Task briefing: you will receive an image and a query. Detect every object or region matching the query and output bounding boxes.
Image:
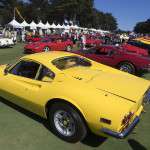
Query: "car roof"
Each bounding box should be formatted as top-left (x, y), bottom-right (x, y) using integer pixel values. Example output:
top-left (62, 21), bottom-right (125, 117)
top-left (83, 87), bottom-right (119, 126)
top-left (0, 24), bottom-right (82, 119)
top-left (22, 51), bottom-right (78, 64)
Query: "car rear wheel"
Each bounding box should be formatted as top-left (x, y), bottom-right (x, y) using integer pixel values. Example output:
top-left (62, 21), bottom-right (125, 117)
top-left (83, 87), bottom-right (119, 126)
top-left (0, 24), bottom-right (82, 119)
top-left (118, 62), bottom-right (136, 74)
top-left (44, 46), bottom-right (50, 52)
top-left (48, 102), bottom-right (87, 143)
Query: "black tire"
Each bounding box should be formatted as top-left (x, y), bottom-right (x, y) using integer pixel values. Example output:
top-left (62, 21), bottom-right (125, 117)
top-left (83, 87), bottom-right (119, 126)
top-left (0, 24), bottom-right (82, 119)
top-left (118, 62), bottom-right (136, 74)
top-left (43, 46), bottom-right (50, 52)
top-left (48, 102), bottom-right (87, 143)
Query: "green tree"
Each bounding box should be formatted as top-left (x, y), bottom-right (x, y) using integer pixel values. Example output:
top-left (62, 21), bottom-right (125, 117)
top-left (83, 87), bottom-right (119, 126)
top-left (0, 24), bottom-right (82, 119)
top-left (134, 19), bottom-right (150, 34)
top-left (0, 0), bottom-right (118, 31)
top-left (0, 0), bottom-right (25, 24)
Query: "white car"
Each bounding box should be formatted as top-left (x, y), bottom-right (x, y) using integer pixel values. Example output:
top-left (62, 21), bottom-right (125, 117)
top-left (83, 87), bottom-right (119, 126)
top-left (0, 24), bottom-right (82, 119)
top-left (0, 38), bottom-right (14, 48)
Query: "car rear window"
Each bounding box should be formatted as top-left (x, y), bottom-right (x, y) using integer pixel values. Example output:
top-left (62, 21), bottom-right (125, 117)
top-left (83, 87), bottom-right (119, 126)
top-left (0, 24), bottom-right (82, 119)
top-left (52, 56), bottom-right (92, 70)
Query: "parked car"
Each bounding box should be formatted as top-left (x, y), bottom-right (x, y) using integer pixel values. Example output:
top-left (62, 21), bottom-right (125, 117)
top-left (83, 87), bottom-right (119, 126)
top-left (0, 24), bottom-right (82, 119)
top-left (135, 37), bottom-right (150, 45)
top-left (0, 31), bottom-right (3, 37)
top-left (25, 35), bottom-right (42, 42)
top-left (0, 51), bottom-right (150, 142)
top-left (123, 40), bottom-right (150, 55)
top-left (24, 37), bottom-right (73, 53)
top-left (73, 45), bottom-right (150, 74)
top-left (0, 38), bottom-right (14, 48)
top-left (85, 38), bottom-right (103, 48)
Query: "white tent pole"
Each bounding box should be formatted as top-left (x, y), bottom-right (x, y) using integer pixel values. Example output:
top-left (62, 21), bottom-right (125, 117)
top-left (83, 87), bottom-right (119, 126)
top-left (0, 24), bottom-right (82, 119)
top-left (14, 8), bottom-right (16, 19)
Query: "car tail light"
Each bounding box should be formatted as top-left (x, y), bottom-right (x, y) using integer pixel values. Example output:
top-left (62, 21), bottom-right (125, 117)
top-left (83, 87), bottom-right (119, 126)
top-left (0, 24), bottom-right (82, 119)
top-left (122, 112), bottom-right (134, 125)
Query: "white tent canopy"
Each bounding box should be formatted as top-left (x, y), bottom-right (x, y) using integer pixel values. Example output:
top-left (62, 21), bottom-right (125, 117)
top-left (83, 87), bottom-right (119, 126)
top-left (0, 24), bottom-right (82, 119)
top-left (56, 24), bottom-right (63, 29)
top-left (45, 21), bottom-right (51, 29)
top-left (69, 24), bottom-right (79, 29)
top-left (73, 25), bottom-right (79, 29)
top-left (21, 20), bottom-right (29, 27)
top-left (62, 24), bottom-right (66, 29)
top-left (7, 19), bottom-right (110, 34)
top-left (64, 25), bottom-right (71, 30)
top-left (8, 19), bottom-right (22, 28)
top-left (97, 29), bottom-right (110, 33)
top-left (37, 20), bottom-right (45, 29)
top-left (50, 23), bottom-right (57, 28)
top-left (29, 21), bottom-right (37, 30)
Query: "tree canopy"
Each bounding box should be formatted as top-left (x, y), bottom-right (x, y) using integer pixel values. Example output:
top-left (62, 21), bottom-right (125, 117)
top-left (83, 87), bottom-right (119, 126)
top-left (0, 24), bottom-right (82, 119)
top-left (134, 19), bottom-right (150, 34)
top-left (0, 0), bottom-right (118, 31)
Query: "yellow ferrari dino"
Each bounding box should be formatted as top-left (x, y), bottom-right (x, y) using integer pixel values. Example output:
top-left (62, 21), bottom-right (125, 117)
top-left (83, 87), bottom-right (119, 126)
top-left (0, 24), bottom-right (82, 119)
top-left (135, 37), bottom-right (150, 45)
top-left (0, 51), bottom-right (150, 143)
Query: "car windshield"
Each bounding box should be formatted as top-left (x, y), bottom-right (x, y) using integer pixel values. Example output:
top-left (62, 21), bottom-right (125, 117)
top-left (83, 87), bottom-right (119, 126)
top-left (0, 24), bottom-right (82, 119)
top-left (52, 56), bottom-right (92, 70)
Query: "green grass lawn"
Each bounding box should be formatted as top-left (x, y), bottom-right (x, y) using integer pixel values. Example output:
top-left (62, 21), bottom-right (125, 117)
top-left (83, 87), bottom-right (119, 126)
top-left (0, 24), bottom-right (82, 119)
top-left (0, 44), bottom-right (150, 150)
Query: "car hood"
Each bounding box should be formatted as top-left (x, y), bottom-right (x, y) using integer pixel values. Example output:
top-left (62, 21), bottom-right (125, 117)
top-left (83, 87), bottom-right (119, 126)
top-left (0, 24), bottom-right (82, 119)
top-left (64, 67), bottom-right (149, 102)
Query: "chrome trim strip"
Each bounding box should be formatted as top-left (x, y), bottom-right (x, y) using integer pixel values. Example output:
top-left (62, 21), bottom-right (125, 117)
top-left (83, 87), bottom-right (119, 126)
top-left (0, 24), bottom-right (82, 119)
top-left (101, 116), bottom-right (139, 138)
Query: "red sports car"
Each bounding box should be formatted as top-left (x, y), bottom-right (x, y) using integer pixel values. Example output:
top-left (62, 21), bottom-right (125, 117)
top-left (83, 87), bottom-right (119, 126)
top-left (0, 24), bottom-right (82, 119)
top-left (25, 35), bottom-right (42, 42)
top-left (121, 40), bottom-right (150, 56)
top-left (73, 45), bottom-right (150, 75)
top-left (85, 38), bottom-right (103, 48)
top-left (24, 38), bottom-right (73, 53)
top-left (86, 39), bottom-right (103, 47)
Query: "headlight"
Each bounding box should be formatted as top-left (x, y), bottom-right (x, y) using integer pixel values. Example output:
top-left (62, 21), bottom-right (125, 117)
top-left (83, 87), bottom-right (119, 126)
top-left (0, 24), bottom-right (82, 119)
top-left (143, 88), bottom-right (150, 104)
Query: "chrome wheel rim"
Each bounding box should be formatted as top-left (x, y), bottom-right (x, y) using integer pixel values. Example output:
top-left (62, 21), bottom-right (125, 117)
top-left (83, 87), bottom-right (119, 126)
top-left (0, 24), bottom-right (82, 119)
top-left (54, 110), bottom-right (76, 137)
top-left (44, 47), bottom-right (50, 52)
top-left (120, 65), bottom-right (132, 73)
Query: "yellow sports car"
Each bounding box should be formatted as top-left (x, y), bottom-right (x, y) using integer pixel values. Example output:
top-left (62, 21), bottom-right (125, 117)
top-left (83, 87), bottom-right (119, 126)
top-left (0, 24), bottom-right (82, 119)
top-left (135, 37), bottom-right (150, 45)
top-left (0, 51), bottom-right (150, 143)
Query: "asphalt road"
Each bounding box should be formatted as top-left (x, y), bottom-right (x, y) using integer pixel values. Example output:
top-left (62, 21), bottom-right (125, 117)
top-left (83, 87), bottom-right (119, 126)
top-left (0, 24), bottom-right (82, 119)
top-left (0, 43), bottom-right (150, 150)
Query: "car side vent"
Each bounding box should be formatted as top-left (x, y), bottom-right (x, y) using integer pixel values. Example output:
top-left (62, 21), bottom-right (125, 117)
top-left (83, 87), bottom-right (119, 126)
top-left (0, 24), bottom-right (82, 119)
top-left (100, 118), bottom-right (111, 125)
top-left (73, 76), bottom-right (83, 80)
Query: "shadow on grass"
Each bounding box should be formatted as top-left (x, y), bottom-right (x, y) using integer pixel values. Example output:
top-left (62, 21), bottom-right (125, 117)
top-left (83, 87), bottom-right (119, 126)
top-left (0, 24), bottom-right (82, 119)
top-left (81, 132), bottom-right (107, 147)
top-left (0, 97), bottom-right (107, 147)
top-left (128, 139), bottom-right (147, 150)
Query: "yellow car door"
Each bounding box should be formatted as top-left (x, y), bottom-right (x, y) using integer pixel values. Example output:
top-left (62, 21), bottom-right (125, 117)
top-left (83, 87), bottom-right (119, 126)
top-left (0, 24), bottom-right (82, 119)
top-left (0, 60), bottom-right (55, 117)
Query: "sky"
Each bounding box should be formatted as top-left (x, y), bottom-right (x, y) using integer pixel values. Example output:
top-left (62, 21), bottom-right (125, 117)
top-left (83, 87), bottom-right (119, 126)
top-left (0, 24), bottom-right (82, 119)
top-left (94, 0), bottom-right (150, 31)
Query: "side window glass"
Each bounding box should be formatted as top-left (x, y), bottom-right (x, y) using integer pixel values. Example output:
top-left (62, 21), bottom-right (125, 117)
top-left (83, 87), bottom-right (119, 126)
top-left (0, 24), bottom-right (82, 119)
top-left (107, 50), bottom-right (115, 56)
top-left (38, 66), bottom-right (55, 81)
top-left (9, 60), bottom-right (40, 79)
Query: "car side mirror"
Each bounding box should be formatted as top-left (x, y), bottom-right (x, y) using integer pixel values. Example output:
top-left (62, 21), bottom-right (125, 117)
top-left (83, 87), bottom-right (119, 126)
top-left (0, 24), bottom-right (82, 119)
top-left (4, 64), bottom-right (12, 75)
top-left (4, 68), bottom-right (8, 75)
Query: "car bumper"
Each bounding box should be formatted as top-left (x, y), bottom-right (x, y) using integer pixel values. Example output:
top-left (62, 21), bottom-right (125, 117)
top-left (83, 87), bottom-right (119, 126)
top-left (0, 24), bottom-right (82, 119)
top-left (101, 116), bottom-right (139, 139)
top-left (0, 44), bottom-right (7, 47)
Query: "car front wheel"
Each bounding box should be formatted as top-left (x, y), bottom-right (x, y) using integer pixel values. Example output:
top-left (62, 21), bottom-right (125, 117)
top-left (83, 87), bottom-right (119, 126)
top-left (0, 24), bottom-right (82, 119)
top-left (48, 102), bottom-right (87, 143)
top-left (118, 62), bottom-right (136, 74)
top-left (66, 45), bottom-right (72, 51)
top-left (44, 46), bottom-right (50, 52)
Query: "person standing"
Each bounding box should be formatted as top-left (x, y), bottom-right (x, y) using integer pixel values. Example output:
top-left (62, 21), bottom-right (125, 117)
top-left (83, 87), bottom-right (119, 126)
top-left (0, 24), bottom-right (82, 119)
top-left (81, 34), bottom-right (86, 50)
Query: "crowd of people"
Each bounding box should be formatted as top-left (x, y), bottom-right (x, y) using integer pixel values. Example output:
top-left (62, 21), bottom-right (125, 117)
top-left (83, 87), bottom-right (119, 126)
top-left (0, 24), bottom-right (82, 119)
top-left (0, 25), bottom-right (148, 49)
